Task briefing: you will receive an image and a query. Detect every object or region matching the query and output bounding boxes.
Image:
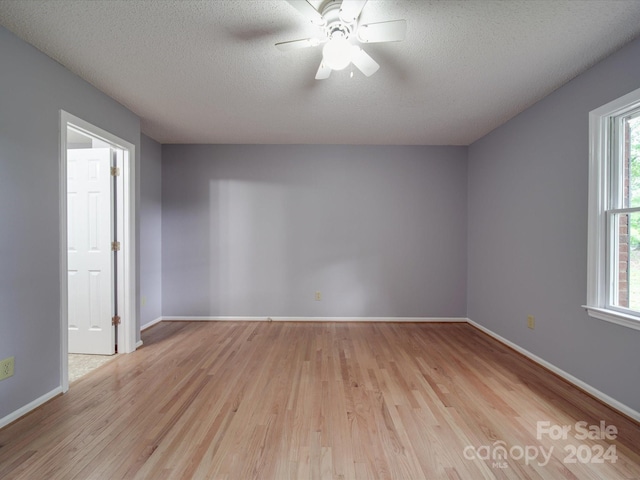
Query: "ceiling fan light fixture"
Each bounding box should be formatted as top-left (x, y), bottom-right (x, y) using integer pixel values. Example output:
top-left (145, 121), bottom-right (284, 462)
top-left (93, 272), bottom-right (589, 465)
top-left (278, 0), bottom-right (408, 80)
top-left (322, 35), bottom-right (352, 71)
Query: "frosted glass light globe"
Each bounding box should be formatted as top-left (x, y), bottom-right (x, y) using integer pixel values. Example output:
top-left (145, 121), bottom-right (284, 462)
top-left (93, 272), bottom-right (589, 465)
top-left (322, 37), bottom-right (352, 70)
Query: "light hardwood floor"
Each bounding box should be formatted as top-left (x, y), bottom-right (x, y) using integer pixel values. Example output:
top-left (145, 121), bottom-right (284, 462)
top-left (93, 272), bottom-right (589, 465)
top-left (0, 321), bottom-right (639, 479)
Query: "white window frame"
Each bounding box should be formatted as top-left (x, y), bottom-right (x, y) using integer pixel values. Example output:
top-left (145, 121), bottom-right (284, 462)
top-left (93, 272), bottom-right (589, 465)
top-left (585, 86), bottom-right (640, 331)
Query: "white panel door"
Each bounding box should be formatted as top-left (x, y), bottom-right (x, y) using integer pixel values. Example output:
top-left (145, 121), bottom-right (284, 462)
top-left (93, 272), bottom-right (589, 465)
top-left (67, 148), bottom-right (115, 355)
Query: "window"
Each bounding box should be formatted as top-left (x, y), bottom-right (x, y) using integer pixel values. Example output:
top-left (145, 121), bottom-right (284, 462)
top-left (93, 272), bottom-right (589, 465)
top-left (586, 87), bottom-right (640, 330)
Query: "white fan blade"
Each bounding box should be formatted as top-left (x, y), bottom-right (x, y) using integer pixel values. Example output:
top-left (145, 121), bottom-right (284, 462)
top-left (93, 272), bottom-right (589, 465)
top-left (351, 46), bottom-right (379, 77)
top-left (316, 61), bottom-right (332, 80)
top-left (286, 0), bottom-right (325, 26)
top-left (276, 38), bottom-right (320, 51)
top-left (357, 19), bottom-right (407, 43)
top-left (339, 0), bottom-right (367, 23)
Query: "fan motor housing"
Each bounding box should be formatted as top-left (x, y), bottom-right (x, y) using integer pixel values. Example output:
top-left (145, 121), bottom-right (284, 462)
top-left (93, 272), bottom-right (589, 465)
top-left (320, 0), bottom-right (356, 40)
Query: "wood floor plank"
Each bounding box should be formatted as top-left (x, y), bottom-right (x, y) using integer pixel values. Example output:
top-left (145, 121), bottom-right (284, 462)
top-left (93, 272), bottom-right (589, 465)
top-left (0, 321), bottom-right (639, 479)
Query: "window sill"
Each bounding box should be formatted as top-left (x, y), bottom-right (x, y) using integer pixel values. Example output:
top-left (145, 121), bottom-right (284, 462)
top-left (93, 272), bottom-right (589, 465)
top-left (583, 306), bottom-right (640, 331)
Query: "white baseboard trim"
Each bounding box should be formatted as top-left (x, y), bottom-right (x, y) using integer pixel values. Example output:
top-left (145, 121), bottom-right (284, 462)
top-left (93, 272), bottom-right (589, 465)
top-left (272, 316), bottom-right (465, 323)
top-left (466, 317), bottom-right (640, 423)
top-left (0, 386), bottom-right (63, 430)
top-left (141, 316), bottom-right (163, 331)
top-left (135, 340), bottom-right (143, 349)
top-left (159, 316), bottom-right (467, 323)
top-left (161, 316), bottom-right (266, 322)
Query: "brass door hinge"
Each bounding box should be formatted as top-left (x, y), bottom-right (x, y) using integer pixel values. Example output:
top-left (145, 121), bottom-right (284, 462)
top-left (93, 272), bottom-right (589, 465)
top-left (112, 315), bottom-right (121, 326)
top-left (111, 241), bottom-right (120, 252)
top-left (111, 166), bottom-right (120, 176)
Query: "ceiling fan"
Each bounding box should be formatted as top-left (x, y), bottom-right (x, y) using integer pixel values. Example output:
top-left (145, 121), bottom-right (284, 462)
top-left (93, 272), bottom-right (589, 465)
top-left (276, 0), bottom-right (407, 79)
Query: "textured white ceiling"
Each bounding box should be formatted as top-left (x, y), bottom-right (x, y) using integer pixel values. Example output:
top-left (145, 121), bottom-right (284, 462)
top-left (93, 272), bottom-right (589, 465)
top-left (1, 0), bottom-right (640, 145)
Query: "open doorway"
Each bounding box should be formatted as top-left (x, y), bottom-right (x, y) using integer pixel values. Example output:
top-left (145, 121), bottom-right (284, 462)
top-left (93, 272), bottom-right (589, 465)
top-left (59, 111), bottom-right (137, 391)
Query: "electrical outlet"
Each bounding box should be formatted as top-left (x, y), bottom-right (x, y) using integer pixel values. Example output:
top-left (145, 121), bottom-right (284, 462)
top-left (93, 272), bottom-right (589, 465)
top-left (0, 357), bottom-right (15, 381)
top-left (315, 291), bottom-right (322, 301)
top-left (527, 315), bottom-right (535, 330)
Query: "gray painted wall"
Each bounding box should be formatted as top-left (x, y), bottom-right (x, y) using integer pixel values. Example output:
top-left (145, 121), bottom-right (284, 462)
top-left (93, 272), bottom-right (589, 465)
top-left (0, 26), bottom-right (140, 420)
top-left (162, 145), bottom-right (468, 318)
top-left (140, 134), bottom-right (162, 328)
top-left (468, 36), bottom-right (640, 412)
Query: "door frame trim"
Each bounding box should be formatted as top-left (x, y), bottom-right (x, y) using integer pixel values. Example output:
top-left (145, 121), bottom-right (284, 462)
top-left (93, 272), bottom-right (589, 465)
top-left (59, 110), bottom-right (137, 392)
